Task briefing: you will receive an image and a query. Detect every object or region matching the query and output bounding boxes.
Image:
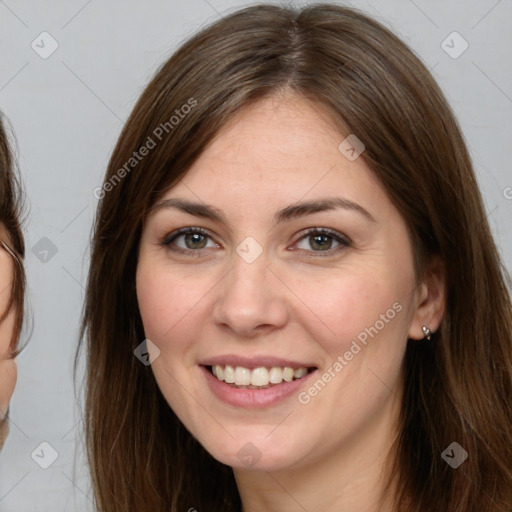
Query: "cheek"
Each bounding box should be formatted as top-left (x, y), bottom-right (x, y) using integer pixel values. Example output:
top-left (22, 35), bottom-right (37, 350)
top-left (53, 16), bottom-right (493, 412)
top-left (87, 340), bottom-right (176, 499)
top-left (135, 259), bottom-right (218, 368)
top-left (0, 359), bottom-right (17, 417)
top-left (292, 266), bottom-right (408, 353)
top-left (291, 266), bottom-right (412, 421)
top-left (137, 262), bottom-right (199, 341)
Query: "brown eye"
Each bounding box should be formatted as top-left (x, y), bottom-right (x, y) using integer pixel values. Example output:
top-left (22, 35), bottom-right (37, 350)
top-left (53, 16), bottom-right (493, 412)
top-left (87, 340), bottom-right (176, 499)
top-left (308, 234), bottom-right (333, 251)
top-left (183, 232), bottom-right (208, 249)
top-left (294, 228), bottom-right (350, 254)
top-left (162, 228), bottom-right (219, 252)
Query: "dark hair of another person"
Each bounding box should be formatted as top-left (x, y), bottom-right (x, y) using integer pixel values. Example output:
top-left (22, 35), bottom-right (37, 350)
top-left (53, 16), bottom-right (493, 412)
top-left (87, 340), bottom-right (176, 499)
top-left (0, 114), bottom-right (25, 354)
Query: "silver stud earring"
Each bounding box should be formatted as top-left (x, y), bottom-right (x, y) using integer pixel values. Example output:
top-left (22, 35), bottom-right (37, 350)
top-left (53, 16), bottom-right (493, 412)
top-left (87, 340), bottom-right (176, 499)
top-left (422, 325), bottom-right (432, 341)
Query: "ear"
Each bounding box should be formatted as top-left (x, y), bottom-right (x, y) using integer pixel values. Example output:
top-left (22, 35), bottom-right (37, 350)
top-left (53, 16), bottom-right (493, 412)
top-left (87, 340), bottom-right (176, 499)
top-left (408, 255), bottom-right (446, 340)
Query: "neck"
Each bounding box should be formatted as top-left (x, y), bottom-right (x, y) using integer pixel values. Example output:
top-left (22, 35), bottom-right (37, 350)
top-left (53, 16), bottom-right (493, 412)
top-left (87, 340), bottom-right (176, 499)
top-left (233, 390), bottom-right (402, 512)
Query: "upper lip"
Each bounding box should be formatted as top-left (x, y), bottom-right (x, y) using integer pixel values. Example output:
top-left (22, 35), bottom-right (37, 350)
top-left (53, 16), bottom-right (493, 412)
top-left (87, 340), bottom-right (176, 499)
top-left (200, 355), bottom-right (317, 370)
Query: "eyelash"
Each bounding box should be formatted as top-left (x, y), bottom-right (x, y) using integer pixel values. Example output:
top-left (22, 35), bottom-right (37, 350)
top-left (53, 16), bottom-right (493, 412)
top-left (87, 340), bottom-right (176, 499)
top-left (161, 227), bottom-right (351, 257)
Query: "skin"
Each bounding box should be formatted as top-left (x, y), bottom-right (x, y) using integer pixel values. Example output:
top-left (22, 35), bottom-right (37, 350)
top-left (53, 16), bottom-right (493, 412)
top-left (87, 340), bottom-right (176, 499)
top-left (0, 224), bottom-right (17, 450)
top-left (136, 91), bottom-right (445, 512)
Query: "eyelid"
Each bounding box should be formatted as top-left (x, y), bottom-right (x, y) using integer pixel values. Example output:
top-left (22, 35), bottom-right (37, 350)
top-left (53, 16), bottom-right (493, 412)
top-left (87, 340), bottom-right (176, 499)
top-left (162, 226), bottom-right (212, 245)
top-left (295, 227), bottom-right (351, 244)
top-left (162, 227), bottom-right (221, 252)
top-left (291, 227), bottom-right (352, 256)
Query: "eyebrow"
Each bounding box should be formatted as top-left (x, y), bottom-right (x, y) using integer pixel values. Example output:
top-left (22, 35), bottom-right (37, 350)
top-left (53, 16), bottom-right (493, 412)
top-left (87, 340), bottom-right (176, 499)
top-left (151, 197), bottom-right (376, 224)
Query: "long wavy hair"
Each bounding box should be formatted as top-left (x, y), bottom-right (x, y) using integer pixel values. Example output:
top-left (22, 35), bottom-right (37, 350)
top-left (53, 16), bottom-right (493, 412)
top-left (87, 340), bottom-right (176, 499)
top-left (0, 113), bottom-right (26, 442)
top-left (0, 113), bottom-right (26, 355)
top-left (77, 4), bottom-right (512, 511)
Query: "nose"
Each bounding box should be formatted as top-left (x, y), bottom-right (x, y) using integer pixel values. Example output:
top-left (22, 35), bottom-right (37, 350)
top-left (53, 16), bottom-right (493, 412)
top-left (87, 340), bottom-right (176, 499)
top-left (212, 251), bottom-right (289, 338)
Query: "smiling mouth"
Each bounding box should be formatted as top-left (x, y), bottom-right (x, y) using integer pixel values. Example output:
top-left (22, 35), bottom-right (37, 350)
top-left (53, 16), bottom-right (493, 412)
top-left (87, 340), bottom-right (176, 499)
top-left (207, 364), bottom-right (316, 389)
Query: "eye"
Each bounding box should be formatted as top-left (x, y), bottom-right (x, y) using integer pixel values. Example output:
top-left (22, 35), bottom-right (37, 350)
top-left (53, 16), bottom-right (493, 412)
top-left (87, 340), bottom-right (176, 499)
top-left (293, 228), bottom-right (351, 254)
top-left (161, 227), bottom-right (350, 256)
top-left (162, 227), bottom-right (219, 252)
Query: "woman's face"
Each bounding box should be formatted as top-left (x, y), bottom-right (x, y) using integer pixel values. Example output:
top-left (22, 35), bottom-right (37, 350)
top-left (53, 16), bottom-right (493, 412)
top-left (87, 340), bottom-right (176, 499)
top-left (0, 227), bottom-right (17, 449)
top-left (136, 93), bottom-right (431, 472)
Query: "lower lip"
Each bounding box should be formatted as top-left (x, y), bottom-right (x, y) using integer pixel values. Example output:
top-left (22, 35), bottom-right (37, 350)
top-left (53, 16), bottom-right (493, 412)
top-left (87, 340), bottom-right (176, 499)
top-left (201, 366), bottom-right (316, 409)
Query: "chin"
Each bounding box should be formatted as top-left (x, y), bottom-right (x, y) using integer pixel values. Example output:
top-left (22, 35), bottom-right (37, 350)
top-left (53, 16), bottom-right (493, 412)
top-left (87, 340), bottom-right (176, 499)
top-left (198, 430), bottom-right (307, 472)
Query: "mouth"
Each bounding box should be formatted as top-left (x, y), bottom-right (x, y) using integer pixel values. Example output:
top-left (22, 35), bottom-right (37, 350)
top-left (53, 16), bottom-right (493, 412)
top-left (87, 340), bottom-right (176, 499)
top-left (205, 364), bottom-right (317, 389)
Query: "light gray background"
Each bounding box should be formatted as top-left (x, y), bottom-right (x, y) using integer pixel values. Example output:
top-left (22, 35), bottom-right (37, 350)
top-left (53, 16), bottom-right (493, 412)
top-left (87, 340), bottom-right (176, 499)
top-left (0, 0), bottom-right (510, 510)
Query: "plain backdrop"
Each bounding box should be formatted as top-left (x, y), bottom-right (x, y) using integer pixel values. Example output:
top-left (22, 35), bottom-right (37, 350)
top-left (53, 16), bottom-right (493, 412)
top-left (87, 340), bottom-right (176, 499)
top-left (0, 0), bottom-right (511, 510)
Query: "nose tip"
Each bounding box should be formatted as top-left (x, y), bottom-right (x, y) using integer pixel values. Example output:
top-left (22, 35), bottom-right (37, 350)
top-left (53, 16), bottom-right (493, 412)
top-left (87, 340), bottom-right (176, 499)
top-left (212, 254), bottom-right (288, 337)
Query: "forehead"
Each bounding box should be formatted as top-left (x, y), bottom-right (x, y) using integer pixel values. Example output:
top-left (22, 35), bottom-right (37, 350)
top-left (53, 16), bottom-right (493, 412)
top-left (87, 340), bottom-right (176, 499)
top-left (167, 94), bottom-right (385, 212)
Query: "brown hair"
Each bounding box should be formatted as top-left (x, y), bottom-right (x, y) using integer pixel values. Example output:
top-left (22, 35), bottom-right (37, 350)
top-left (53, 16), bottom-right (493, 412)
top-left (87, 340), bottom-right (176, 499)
top-left (77, 4), bottom-right (512, 511)
top-left (0, 113), bottom-right (26, 356)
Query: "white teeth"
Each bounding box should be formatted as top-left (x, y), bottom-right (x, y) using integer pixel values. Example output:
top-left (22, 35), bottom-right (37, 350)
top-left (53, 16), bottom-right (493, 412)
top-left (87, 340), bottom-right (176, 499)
top-left (294, 367), bottom-right (307, 379)
top-left (224, 365), bottom-right (235, 383)
top-left (250, 367), bottom-right (269, 386)
top-left (234, 366), bottom-right (251, 386)
top-left (213, 364), bottom-right (224, 381)
top-left (211, 364), bottom-right (310, 387)
top-left (282, 367), bottom-right (294, 382)
top-left (269, 367), bottom-right (283, 384)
